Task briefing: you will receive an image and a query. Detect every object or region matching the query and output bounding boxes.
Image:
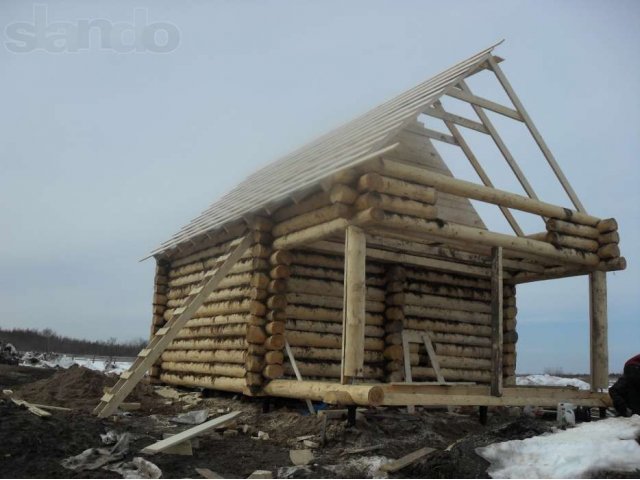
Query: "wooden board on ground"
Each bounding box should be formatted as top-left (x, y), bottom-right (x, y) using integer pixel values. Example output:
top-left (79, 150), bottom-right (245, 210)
top-left (141, 411), bottom-right (240, 454)
top-left (379, 446), bottom-right (436, 472)
top-left (195, 468), bottom-right (224, 479)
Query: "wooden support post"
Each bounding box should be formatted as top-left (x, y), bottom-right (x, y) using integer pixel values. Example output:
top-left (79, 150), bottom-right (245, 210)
top-left (341, 225), bottom-right (367, 384)
top-left (589, 271), bottom-right (608, 391)
top-left (491, 247), bottom-right (503, 397)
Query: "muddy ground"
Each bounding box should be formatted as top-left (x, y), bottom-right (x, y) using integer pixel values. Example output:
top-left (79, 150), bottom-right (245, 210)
top-left (0, 364), bottom-right (625, 479)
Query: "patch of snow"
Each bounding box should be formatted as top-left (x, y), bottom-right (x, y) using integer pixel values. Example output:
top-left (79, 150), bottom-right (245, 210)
top-left (20, 352), bottom-right (132, 374)
top-left (516, 374), bottom-right (590, 390)
top-left (476, 416), bottom-right (640, 478)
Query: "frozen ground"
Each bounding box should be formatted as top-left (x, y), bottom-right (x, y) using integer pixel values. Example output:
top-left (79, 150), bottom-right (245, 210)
top-left (476, 415), bottom-right (640, 478)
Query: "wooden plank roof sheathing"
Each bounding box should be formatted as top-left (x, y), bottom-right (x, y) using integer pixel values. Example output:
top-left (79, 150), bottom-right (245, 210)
top-left (151, 42), bottom-right (502, 257)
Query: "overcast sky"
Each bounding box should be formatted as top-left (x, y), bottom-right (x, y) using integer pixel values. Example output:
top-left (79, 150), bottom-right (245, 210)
top-left (1, 0), bottom-right (638, 374)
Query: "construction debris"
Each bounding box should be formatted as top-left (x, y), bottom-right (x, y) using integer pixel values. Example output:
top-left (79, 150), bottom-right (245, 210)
top-left (195, 467), bottom-right (224, 479)
top-left (170, 408), bottom-right (209, 425)
top-left (105, 457), bottom-right (162, 479)
top-left (378, 446), bottom-right (436, 473)
top-left (289, 449), bottom-right (314, 466)
top-left (141, 411), bottom-right (241, 454)
top-left (247, 470), bottom-right (273, 479)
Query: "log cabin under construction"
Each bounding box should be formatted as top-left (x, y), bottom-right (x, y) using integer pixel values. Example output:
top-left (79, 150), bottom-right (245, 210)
top-left (94, 42), bottom-right (626, 418)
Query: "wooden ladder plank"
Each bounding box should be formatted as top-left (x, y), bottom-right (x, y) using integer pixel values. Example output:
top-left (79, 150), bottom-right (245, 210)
top-left (93, 235), bottom-right (253, 418)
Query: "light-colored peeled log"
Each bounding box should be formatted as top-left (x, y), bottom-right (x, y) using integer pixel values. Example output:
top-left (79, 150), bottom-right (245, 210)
top-left (355, 192), bottom-right (438, 219)
top-left (268, 279), bottom-right (288, 294)
top-left (379, 212), bottom-right (600, 266)
top-left (290, 265), bottom-right (343, 282)
top-left (375, 159), bottom-right (601, 226)
top-left (263, 380), bottom-right (384, 406)
top-left (263, 364), bottom-right (284, 379)
top-left (161, 349), bottom-right (246, 364)
top-left (287, 346), bottom-right (384, 363)
top-left (287, 292), bottom-right (385, 312)
top-left (401, 305), bottom-right (490, 325)
top-left (273, 191), bottom-right (331, 223)
top-left (286, 330), bottom-right (384, 351)
top-left (270, 265), bottom-right (290, 279)
top-left (284, 361), bottom-right (384, 379)
top-left (410, 367), bottom-right (491, 383)
top-left (387, 331), bottom-right (490, 348)
top-left (598, 231), bottom-right (619, 245)
top-left (384, 343), bottom-right (492, 361)
top-left (160, 373), bottom-right (247, 393)
top-left (167, 338), bottom-right (248, 351)
top-left (264, 334), bottom-right (285, 350)
top-left (265, 321), bottom-right (285, 335)
top-left (285, 305), bottom-right (384, 326)
top-left (184, 314), bottom-right (264, 328)
top-left (287, 277), bottom-right (385, 301)
top-left (245, 355), bottom-right (266, 373)
top-left (289, 251), bottom-right (385, 275)
top-left (174, 324), bottom-right (265, 343)
top-left (329, 184), bottom-right (358, 204)
top-left (399, 293), bottom-right (491, 313)
top-left (403, 317), bottom-right (492, 337)
top-left (597, 244), bottom-right (620, 260)
top-left (267, 295), bottom-right (288, 310)
top-left (161, 361), bottom-right (246, 378)
top-left (286, 319), bottom-right (384, 338)
top-left (546, 219), bottom-right (600, 239)
top-left (405, 282), bottom-right (491, 302)
top-left (266, 310), bottom-right (286, 322)
top-left (269, 250), bottom-right (293, 266)
top-left (358, 172), bottom-right (437, 204)
top-left (273, 218), bottom-right (349, 250)
top-left (265, 351), bottom-right (284, 364)
top-left (406, 268), bottom-right (491, 290)
top-left (272, 203), bottom-right (353, 237)
top-left (596, 218), bottom-right (618, 233)
top-left (546, 232), bottom-right (599, 252)
top-left (246, 372), bottom-right (263, 387)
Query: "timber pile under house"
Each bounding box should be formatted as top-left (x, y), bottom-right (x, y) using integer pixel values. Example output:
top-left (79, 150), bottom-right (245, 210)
top-left (94, 43), bottom-right (625, 418)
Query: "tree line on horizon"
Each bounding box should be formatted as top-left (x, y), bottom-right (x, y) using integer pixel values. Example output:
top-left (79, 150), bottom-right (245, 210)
top-left (0, 327), bottom-right (147, 357)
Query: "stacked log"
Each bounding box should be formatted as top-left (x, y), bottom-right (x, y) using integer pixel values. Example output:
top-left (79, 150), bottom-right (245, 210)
top-left (149, 259), bottom-right (169, 383)
top-left (383, 265), bottom-right (407, 382)
top-left (357, 173), bottom-right (438, 220)
top-left (383, 266), bottom-right (517, 385)
top-left (543, 217), bottom-right (622, 267)
top-left (282, 249), bottom-right (387, 382)
top-left (159, 222), bottom-right (272, 392)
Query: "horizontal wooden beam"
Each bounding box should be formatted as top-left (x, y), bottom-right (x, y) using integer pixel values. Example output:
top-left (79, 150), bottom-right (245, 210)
top-left (446, 87), bottom-right (523, 121)
top-left (420, 127), bottom-right (458, 146)
top-left (381, 384), bottom-right (611, 407)
top-left (422, 107), bottom-right (489, 134)
top-left (374, 159), bottom-right (601, 226)
top-left (375, 212), bottom-right (600, 266)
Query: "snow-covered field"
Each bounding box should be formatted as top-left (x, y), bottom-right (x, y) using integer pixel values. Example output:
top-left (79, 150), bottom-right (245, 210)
top-left (20, 352), bottom-right (133, 374)
top-left (516, 374), bottom-right (591, 390)
top-left (477, 415), bottom-right (640, 478)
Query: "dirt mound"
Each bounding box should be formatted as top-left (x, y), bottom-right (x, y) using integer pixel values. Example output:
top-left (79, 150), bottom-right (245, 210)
top-left (0, 399), bottom-right (108, 478)
top-left (15, 365), bottom-right (155, 412)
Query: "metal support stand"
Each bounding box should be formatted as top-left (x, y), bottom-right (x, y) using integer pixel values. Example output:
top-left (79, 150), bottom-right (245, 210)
top-left (479, 406), bottom-right (488, 425)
